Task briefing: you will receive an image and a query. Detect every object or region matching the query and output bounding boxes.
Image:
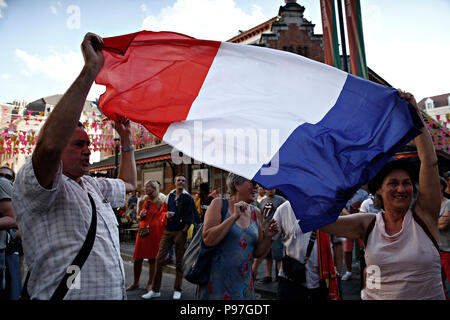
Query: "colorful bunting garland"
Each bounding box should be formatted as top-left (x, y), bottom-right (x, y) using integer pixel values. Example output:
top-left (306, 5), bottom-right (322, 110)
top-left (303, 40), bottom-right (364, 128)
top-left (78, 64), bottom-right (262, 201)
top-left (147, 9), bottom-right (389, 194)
top-left (409, 114), bottom-right (450, 154)
top-left (0, 111), bottom-right (158, 156)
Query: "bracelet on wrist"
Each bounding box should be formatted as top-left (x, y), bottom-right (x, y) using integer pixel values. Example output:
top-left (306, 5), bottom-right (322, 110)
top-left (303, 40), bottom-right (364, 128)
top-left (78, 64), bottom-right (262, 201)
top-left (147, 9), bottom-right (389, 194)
top-left (121, 145), bottom-right (134, 152)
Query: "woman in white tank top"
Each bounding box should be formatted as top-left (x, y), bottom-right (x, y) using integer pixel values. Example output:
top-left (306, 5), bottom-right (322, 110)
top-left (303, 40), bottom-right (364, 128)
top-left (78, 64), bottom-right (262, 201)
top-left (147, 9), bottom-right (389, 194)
top-left (321, 91), bottom-right (445, 300)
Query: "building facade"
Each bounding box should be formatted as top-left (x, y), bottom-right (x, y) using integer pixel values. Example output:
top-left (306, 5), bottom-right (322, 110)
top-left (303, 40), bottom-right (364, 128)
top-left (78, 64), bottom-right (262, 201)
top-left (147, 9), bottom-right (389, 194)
top-left (418, 93), bottom-right (450, 126)
top-left (0, 95), bottom-right (101, 173)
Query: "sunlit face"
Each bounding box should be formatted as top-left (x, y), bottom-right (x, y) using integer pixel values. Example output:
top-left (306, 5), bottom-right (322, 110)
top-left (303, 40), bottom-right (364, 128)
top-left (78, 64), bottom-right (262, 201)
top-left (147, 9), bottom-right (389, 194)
top-left (236, 179), bottom-right (257, 204)
top-left (257, 186), bottom-right (265, 196)
top-left (377, 169), bottom-right (413, 211)
top-left (175, 176), bottom-right (186, 190)
top-left (144, 184), bottom-right (157, 198)
top-left (62, 127), bottom-right (91, 182)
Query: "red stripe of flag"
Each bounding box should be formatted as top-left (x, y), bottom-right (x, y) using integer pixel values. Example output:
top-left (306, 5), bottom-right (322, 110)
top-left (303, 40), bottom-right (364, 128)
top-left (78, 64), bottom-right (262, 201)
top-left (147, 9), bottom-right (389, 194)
top-left (96, 31), bottom-right (221, 139)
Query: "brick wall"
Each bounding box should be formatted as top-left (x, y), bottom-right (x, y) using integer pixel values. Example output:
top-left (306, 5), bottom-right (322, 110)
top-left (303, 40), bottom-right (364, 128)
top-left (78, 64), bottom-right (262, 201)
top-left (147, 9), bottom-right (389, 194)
top-left (265, 24), bottom-right (324, 63)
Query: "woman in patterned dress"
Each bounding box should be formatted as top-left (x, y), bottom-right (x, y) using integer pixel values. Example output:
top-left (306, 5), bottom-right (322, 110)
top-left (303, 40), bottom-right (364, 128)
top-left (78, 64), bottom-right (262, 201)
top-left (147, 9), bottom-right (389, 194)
top-left (197, 173), bottom-right (279, 300)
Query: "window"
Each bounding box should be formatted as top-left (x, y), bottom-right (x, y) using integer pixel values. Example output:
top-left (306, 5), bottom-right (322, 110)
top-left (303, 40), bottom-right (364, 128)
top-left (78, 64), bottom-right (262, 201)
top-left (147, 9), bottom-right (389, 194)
top-left (143, 168), bottom-right (164, 190)
top-left (425, 98), bottom-right (434, 110)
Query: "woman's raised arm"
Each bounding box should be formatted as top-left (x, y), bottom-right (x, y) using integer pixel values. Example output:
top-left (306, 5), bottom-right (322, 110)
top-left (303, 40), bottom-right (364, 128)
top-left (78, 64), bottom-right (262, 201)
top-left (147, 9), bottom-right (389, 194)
top-left (399, 91), bottom-right (440, 234)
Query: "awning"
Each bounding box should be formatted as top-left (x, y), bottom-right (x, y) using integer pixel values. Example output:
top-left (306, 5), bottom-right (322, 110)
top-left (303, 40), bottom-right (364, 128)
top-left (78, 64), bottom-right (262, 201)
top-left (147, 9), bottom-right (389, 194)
top-left (136, 154), bottom-right (171, 164)
top-left (89, 153), bottom-right (171, 172)
top-left (394, 150), bottom-right (450, 160)
top-left (89, 143), bottom-right (173, 172)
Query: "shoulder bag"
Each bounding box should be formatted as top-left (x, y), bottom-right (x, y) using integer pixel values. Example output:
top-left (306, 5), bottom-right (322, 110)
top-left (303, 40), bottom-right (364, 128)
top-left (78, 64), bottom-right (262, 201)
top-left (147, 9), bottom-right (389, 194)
top-left (138, 201), bottom-right (154, 238)
top-left (182, 198), bottom-right (228, 285)
top-left (281, 230), bottom-right (316, 284)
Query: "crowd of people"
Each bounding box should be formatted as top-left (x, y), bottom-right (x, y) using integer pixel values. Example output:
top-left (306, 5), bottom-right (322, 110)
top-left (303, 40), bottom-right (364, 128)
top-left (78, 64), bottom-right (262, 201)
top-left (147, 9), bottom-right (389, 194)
top-left (0, 32), bottom-right (449, 301)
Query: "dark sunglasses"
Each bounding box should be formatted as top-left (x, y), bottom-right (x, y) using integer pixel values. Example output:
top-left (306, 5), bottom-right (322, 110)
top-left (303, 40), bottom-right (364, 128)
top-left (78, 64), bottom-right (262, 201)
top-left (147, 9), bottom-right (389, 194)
top-left (249, 180), bottom-right (257, 187)
top-left (0, 173), bottom-right (14, 181)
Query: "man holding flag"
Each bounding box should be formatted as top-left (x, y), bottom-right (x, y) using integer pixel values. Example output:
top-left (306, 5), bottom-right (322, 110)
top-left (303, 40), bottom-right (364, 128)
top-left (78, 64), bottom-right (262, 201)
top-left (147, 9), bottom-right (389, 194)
top-left (12, 33), bottom-right (137, 300)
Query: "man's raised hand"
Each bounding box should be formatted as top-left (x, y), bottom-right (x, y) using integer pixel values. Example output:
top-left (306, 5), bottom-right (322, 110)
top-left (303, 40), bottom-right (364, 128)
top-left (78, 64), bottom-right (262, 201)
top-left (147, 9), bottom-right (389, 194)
top-left (81, 32), bottom-right (104, 76)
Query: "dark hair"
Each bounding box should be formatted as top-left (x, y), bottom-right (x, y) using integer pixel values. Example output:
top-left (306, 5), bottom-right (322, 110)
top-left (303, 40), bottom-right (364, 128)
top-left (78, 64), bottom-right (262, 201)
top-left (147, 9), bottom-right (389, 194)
top-left (77, 121), bottom-right (86, 129)
top-left (199, 182), bottom-right (209, 193)
top-left (368, 159), bottom-right (418, 195)
top-left (368, 159), bottom-right (418, 210)
top-left (174, 173), bottom-right (186, 181)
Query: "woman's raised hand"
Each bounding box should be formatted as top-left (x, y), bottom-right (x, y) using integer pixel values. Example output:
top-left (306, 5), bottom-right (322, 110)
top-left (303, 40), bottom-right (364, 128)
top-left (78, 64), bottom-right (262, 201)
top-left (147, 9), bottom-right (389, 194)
top-left (232, 201), bottom-right (249, 222)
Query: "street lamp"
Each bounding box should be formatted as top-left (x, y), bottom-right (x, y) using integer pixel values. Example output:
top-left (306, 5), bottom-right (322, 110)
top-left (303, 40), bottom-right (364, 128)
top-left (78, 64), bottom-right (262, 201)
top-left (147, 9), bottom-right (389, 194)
top-left (114, 137), bottom-right (120, 178)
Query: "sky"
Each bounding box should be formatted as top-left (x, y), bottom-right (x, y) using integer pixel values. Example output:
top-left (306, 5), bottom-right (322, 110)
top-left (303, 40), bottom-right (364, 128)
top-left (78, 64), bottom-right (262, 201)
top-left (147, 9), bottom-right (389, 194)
top-left (0, 0), bottom-right (449, 105)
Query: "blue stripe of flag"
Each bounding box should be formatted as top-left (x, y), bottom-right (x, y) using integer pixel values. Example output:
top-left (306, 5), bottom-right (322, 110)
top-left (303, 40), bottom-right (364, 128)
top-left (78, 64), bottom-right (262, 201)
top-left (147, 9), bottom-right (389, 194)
top-left (253, 74), bottom-right (423, 232)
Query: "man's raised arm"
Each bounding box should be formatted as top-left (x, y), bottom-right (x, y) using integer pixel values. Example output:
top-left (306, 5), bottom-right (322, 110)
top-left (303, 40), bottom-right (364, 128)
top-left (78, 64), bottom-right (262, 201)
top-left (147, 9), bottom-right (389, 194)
top-left (32, 33), bottom-right (104, 188)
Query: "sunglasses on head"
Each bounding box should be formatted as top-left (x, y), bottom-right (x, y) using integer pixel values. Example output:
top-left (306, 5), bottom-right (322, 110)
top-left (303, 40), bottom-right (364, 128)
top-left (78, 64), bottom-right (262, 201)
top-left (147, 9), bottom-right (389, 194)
top-left (0, 173), bottom-right (13, 181)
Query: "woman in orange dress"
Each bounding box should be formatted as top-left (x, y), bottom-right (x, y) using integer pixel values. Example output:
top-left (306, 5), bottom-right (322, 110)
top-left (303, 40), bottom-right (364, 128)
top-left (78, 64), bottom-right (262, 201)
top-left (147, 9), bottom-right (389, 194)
top-left (126, 180), bottom-right (167, 292)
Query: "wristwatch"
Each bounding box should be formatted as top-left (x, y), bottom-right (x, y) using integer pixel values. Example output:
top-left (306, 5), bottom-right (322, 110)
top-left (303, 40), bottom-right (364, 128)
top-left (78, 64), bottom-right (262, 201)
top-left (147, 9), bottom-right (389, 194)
top-left (121, 145), bottom-right (135, 152)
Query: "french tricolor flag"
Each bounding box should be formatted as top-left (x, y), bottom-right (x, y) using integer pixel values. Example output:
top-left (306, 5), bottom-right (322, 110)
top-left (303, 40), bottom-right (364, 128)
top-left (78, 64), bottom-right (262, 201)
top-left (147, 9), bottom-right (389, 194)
top-left (96, 31), bottom-right (422, 232)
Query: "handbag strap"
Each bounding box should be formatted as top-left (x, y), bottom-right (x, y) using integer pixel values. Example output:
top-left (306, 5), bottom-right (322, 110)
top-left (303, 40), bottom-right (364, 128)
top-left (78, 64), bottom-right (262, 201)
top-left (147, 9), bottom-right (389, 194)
top-left (221, 198), bottom-right (228, 220)
top-left (145, 200), bottom-right (156, 227)
top-left (285, 230), bottom-right (317, 263)
top-left (22, 193), bottom-right (97, 300)
top-left (303, 230), bottom-right (316, 263)
top-left (50, 193), bottom-right (97, 300)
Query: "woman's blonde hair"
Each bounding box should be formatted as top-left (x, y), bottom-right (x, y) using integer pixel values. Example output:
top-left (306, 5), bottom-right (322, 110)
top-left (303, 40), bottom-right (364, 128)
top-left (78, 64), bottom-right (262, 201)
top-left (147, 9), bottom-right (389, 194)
top-left (145, 179), bottom-right (160, 198)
